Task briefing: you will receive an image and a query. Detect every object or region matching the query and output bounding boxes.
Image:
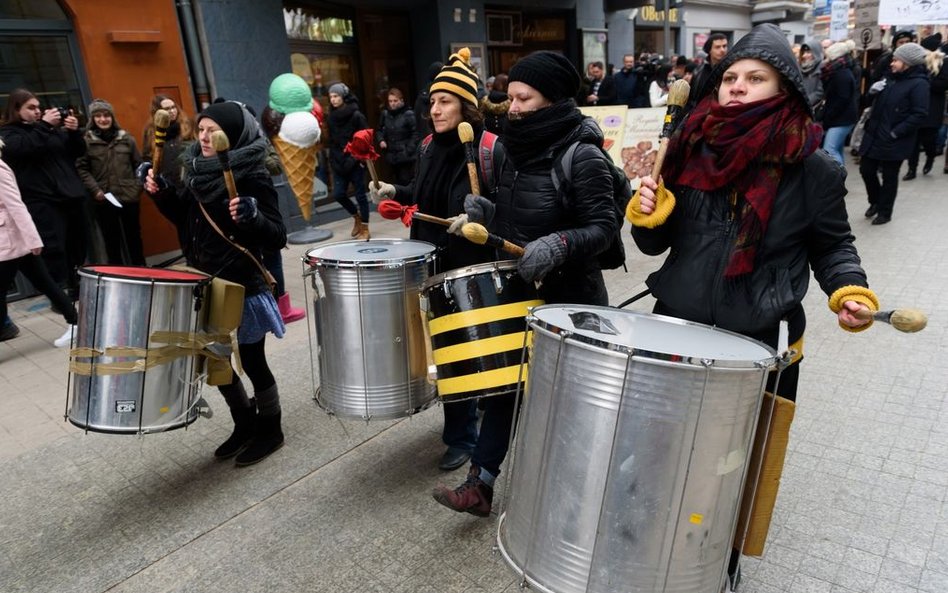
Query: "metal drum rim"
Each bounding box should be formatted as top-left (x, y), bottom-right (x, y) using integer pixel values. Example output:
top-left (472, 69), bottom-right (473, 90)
top-left (528, 305), bottom-right (778, 370)
top-left (303, 239), bottom-right (436, 269)
top-left (77, 267), bottom-right (207, 286)
top-left (496, 512), bottom-right (560, 593)
top-left (422, 259), bottom-right (518, 291)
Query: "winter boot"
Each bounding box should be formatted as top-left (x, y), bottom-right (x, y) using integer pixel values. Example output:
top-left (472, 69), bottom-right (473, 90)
top-left (350, 213), bottom-right (363, 238)
top-left (235, 384), bottom-right (284, 466)
top-left (355, 220), bottom-right (370, 241)
top-left (902, 169), bottom-right (917, 181)
top-left (277, 292), bottom-right (305, 324)
top-left (431, 465), bottom-right (493, 517)
top-left (215, 397), bottom-right (257, 459)
top-left (923, 155), bottom-right (934, 175)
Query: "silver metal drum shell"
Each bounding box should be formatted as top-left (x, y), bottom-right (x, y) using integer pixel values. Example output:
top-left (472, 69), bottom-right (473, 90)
top-left (68, 271), bottom-right (205, 433)
top-left (500, 317), bottom-right (769, 593)
top-left (310, 258), bottom-right (435, 420)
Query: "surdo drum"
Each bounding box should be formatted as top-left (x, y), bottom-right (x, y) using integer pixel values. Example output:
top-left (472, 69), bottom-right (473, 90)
top-left (66, 266), bottom-right (210, 434)
top-left (498, 306), bottom-right (777, 593)
top-left (304, 239), bottom-right (437, 420)
top-left (421, 261), bottom-right (543, 402)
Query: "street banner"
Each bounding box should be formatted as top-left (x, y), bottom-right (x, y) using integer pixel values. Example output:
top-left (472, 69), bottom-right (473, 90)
top-left (619, 107), bottom-right (665, 190)
top-left (578, 105), bottom-right (628, 164)
top-left (853, 0), bottom-right (882, 51)
top-left (879, 0), bottom-right (948, 25)
top-left (830, 0), bottom-right (851, 42)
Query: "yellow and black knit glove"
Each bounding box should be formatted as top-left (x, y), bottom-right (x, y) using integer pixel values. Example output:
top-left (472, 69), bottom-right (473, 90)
top-left (828, 285), bottom-right (879, 333)
top-left (626, 180), bottom-right (675, 228)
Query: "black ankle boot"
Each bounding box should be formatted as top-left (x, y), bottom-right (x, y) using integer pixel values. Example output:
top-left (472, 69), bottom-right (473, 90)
top-left (902, 170), bottom-right (916, 181)
top-left (235, 412), bottom-right (284, 466)
top-left (923, 156), bottom-right (934, 175)
top-left (214, 398), bottom-right (256, 459)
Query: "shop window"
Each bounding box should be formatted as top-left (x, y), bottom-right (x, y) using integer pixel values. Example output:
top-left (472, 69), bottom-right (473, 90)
top-left (0, 0), bottom-right (67, 19)
top-left (0, 35), bottom-right (85, 118)
top-left (284, 6), bottom-right (354, 43)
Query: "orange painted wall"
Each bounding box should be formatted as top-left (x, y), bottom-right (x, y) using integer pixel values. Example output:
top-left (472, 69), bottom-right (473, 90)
top-left (64, 0), bottom-right (195, 257)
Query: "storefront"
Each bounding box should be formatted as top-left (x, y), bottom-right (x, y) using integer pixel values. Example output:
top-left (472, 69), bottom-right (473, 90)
top-left (485, 9), bottom-right (577, 76)
top-left (633, 4), bottom-right (682, 57)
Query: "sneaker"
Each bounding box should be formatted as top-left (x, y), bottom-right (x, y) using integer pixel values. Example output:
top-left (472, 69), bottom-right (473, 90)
top-left (0, 322), bottom-right (20, 342)
top-left (54, 325), bottom-right (76, 348)
top-left (432, 465), bottom-right (493, 517)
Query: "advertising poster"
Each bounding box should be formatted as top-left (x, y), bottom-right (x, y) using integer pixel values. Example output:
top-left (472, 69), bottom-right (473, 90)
top-left (620, 107), bottom-right (665, 190)
top-left (578, 105), bottom-right (628, 164)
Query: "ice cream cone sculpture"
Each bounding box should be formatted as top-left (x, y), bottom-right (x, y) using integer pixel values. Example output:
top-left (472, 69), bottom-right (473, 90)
top-left (344, 129), bottom-right (380, 187)
top-left (267, 73), bottom-right (322, 221)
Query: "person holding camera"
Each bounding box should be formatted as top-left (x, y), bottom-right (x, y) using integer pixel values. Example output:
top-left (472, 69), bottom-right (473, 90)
top-left (1, 88), bottom-right (88, 316)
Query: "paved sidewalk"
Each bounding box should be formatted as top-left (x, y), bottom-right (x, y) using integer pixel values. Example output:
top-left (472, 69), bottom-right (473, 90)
top-left (1, 161), bottom-right (946, 593)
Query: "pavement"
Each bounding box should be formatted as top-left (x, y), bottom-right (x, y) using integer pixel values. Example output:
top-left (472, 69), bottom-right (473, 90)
top-left (1, 158), bottom-right (947, 593)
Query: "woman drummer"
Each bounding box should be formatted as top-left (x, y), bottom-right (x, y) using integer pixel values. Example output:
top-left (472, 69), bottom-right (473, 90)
top-left (369, 49), bottom-right (505, 474)
top-left (144, 101), bottom-right (288, 467)
top-left (628, 23), bottom-right (877, 586)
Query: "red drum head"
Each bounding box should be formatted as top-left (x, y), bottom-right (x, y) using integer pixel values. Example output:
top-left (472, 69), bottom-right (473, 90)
top-left (82, 266), bottom-right (208, 283)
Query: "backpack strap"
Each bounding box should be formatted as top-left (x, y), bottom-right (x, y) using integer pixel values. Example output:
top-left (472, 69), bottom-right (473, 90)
top-left (551, 141), bottom-right (581, 209)
top-left (420, 133), bottom-right (433, 155)
top-left (478, 131), bottom-right (499, 196)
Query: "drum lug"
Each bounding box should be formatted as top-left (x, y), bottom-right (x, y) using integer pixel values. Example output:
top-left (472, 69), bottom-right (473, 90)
top-left (442, 280), bottom-right (451, 300)
top-left (196, 397), bottom-right (213, 419)
top-left (492, 268), bottom-right (503, 294)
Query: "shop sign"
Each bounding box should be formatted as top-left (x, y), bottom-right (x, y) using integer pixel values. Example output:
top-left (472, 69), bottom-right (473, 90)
top-left (636, 6), bottom-right (681, 25)
top-left (522, 18), bottom-right (565, 42)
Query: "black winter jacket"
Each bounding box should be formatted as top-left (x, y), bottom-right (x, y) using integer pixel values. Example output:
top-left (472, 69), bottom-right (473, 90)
top-left (632, 151), bottom-right (867, 346)
top-left (494, 118), bottom-right (617, 305)
top-left (376, 105), bottom-right (417, 166)
top-left (923, 63), bottom-right (948, 129)
top-left (151, 175), bottom-right (286, 295)
top-left (327, 99), bottom-right (368, 177)
top-left (393, 131), bottom-right (500, 272)
top-left (821, 60), bottom-right (859, 128)
top-left (0, 121), bottom-right (86, 203)
top-left (860, 66), bottom-right (930, 161)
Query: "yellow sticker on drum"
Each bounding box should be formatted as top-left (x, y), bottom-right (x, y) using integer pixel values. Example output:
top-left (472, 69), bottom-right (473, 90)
top-left (160, 406), bottom-right (170, 414)
top-left (428, 300), bottom-right (544, 336)
top-left (689, 513), bottom-right (703, 525)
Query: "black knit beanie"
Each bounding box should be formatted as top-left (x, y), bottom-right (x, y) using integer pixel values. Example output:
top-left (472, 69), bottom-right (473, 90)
top-left (197, 101), bottom-right (245, 146)
top-left (921, 33), bottom-right (942, 51)
top-left (508, 51), bottom-right (581, 103)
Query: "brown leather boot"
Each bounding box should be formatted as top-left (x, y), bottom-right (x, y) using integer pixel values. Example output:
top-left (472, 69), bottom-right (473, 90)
top-left (355, 220), bottom-right (370, 241)
top-left (431, 465), bottom-right (493, 517)
top-left (350, 213), bottom-right (363, 237)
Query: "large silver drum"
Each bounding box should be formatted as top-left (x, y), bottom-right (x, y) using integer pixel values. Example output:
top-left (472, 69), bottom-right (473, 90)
top-left (304, 239), bottom-right (437, 420)
top-left (498, 305), bottom-right (777, 593)
top-left (67, 266), bottom-right (209, 434)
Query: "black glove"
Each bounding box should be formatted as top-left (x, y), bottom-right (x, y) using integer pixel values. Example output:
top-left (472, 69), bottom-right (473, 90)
top-left (518, 233), bottom-right (568, 282)
top-left (233, 196), bottom-right (259, 224)
top-left (135, 161), bottom-right (153, 185)
top-left (464, 193), bottom-right (495, 226)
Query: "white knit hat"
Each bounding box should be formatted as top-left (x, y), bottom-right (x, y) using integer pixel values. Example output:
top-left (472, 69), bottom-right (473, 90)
top-left (824, 42), bottom-right (851, 62)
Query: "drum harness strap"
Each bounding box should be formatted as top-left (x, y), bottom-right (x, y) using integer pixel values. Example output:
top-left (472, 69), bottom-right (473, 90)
top-left (198, 202), bottom-right (278, 296)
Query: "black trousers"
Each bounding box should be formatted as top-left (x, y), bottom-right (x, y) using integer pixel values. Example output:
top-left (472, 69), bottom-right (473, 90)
top-left (0, 254), bottom-right (78, 325)
top-left (908, 127), bottom-right (938, 173)
top-left (859, 156), bottom-right (903, 217)
top-left (25, 198), bottom-right (89, 295)
top-left (93, 201), bottom-right (145, 265)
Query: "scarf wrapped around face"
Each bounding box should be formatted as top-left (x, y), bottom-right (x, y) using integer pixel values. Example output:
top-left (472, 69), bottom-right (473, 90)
top-left (662, 92), bottom-right (822, 277)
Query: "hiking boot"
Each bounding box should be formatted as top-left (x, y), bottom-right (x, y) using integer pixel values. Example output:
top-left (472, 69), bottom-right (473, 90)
top-left (432, 465), bottom-right (493, 517)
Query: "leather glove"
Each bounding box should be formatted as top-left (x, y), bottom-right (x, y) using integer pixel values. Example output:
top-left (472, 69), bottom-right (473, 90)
top-left (231, 196), bottom-right (258, 224)
top-left (464, 193), bottom-right (495, 226)
top-left (869, 79), bottom-right (886, 95)
top-left (135, 161), bottom-right (153, 185)
top-left (518, 233), bottom-right (568, 283)
top-left (368, 181), bottom-right (396, 204)
top-left (446, 213), bottom-right (468, 236)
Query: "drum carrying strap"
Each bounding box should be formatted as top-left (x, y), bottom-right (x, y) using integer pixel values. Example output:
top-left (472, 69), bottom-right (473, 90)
top-left (68, 330), bottom-right (233, 376)
top-left (198, 202), bottom-right (278, 295)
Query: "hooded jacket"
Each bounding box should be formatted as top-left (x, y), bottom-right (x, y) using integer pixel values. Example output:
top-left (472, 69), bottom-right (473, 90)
top-left (327, 95), bottom-right (368, 177)
top-left (375, 104), bottom-right (417, 166)
top-left (494, 116), bottom-right (617, 305)
top-left (860, 65), bottom-right (930, 161)
top-left (820, 55), bottom-right (860, 128)
top-left (799, 39), bottom-right (825, 108)
top-left (76, 128), bottom-right (143, 203)
top-left (631, 24), bottom-right (869, 347)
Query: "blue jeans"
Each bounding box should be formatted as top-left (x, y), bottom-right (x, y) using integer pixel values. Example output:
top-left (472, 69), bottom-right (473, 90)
top-left (332, 166), bottom-right (369, 222)
top-left (823, 124), bottom-right (854, 165)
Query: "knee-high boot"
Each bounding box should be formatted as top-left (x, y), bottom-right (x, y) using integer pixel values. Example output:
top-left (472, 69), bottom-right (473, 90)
top-left (235, 384), bottom-right (284, 466)
top-left (215, 381), bottom-right (257, 459)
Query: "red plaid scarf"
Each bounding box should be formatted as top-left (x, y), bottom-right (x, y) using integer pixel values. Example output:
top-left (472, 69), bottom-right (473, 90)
top-left (663, 92), bottom-right (822, 277)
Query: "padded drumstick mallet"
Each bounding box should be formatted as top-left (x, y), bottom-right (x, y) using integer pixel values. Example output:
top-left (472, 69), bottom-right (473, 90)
top-left (853, 307), bottom-right (927, 333)
top-left (152, 109), bottom-right (172, 175)
top-left (210, 130), bottom-right (238, 200)
top-left (461, 222), bottom-right (525, 257)
top-left (651, 79), bottom-right (691, 179)
top-left (377, 199), bottom-right (452, 226)
top-left (458, 122), bottom-right (480, 196)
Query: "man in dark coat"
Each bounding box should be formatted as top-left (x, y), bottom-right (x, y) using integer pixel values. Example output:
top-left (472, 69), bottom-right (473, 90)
top-left (614, 54), bottom-right (639, 107)
top-left (859, 42), bottom-right (930, 224)
top-left (689, 33), bottom-right (729, 108)
top-left (582, 61), bottom-right (617, 106)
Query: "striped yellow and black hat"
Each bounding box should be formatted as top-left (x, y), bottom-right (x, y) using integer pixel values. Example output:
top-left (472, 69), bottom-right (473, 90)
top-left (429, 47), bottom-right (479, 107)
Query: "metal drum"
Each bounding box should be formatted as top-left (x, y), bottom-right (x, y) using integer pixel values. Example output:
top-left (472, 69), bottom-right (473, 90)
top-left (304, 239), bottom-right (437, 420)
top-left (421, 261), bottom-right (543, 402)
top-left (67, 266), bottom-right (209, 434)
top-left (498, 305), bottom-right (777, 593)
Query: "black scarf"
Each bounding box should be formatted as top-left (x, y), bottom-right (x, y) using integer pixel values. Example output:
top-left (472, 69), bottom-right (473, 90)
top-left (419, 128), bottom-right (469, 217)
top-left (93, 126), bottom-right (118, 143)
top-left (167, 120), bottom-right (181, 140)
top-left (328, 102), bottom-right (358, 127)
top-left (501, 100), bottom-right (584, 168)
top-left (184, 134), bottom-right (269, 203)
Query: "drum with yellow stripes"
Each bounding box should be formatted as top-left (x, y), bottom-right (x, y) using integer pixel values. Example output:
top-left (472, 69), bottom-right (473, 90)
top-left (421, 261), bottom-right (543, 402)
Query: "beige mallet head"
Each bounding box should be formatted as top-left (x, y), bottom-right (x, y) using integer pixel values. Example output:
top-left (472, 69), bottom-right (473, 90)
top-left (458, 121), bottom-right (475, 144)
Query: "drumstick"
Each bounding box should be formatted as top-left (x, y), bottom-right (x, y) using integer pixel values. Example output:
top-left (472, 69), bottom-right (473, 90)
top-left (210, 130), bottom-right (238, 200)
top-left (458, 122), bottom-right (480, 195)
top-left (651, 79), bottom-right (691, 179)
top-left (152, 109), bottom-right (171, 174)
top-left (853, 307), bottom-right (927, 333)
top-left (461, 222), bottom-right (525, 257)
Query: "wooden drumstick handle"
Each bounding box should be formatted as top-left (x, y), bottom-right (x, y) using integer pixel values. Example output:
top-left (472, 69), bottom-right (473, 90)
top-left (152, 109), bottom-right (171, 174)
top-left (210, 130), bottom-right (238, 200)
top-left (458, 122), bottom-right (481, 195)
top-left (413, 212), bottom-right (452, 226)
top-left (365, 160), bottom-right (380, 188)
top-left (651, 79), bottom-right (691, 180)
